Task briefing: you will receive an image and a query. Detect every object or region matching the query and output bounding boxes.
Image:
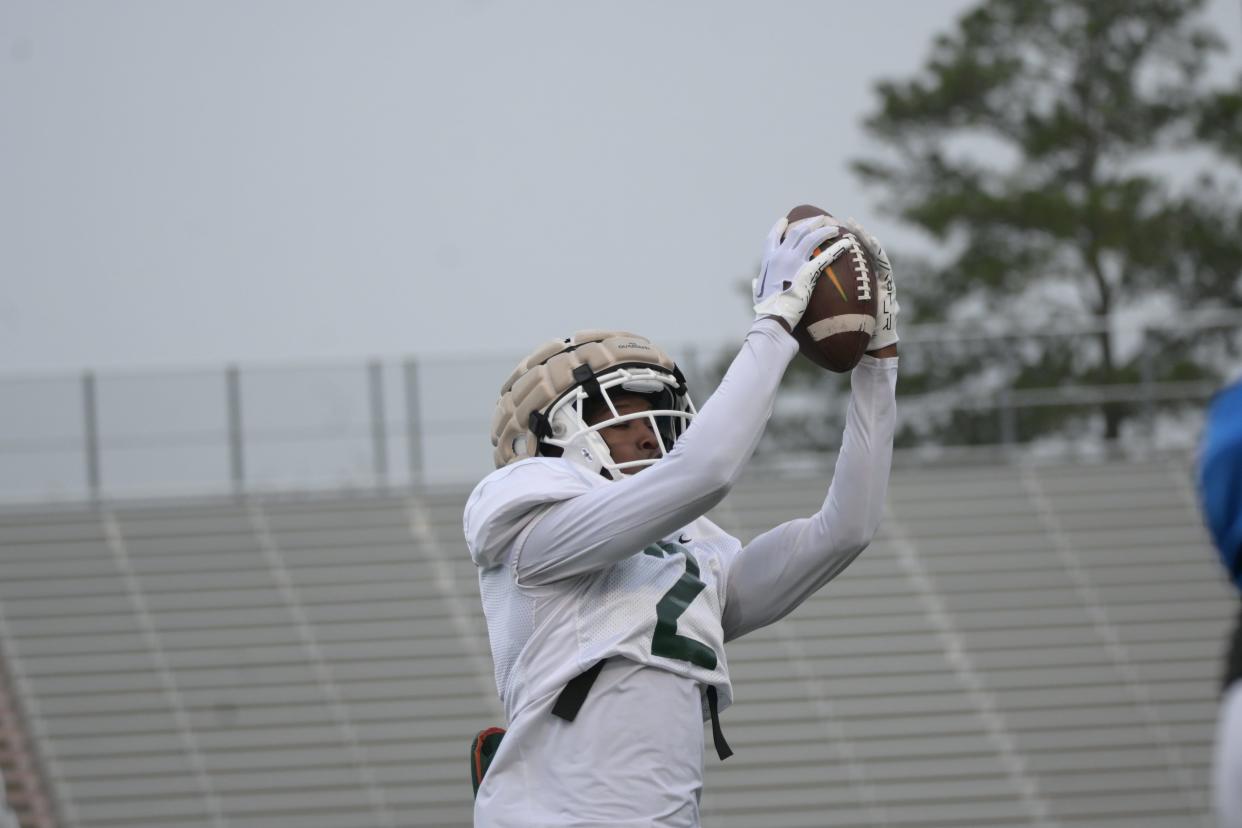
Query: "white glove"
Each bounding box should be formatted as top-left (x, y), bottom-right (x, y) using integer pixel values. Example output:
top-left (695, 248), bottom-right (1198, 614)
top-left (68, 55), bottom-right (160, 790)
top-left (843, 217), bottom-right (899, 350)
top-left (753, 215), bottom-right (854, 330)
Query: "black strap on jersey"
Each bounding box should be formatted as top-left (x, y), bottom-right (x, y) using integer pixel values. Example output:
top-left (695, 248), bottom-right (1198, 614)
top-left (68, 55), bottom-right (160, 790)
top-left (706, 685), bottom-right (733, 760)
top-left (551, 658), bottom-right (733, 761)
top-left (1224, 602), bottom-right (1242, 693)
top-left (551, 659), bottom-right (608, 721)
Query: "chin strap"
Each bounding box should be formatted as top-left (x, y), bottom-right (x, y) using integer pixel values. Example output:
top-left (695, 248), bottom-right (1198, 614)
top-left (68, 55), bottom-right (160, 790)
top-left (572, 364), bottom-right (602, 399)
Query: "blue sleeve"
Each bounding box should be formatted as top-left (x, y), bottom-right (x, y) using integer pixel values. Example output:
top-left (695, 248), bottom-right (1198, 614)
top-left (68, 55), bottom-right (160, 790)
top-left (1199, 379), bottom-right (1242, 590)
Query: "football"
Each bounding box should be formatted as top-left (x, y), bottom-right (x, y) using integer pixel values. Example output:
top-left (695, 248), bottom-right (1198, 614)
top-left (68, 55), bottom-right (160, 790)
top-left (783, 204), bottom-right (878, 372)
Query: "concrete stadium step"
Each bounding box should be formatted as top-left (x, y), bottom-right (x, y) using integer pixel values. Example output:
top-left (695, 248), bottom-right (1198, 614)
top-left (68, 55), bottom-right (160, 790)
top-left (0, 455), bottom-right (1230, 828)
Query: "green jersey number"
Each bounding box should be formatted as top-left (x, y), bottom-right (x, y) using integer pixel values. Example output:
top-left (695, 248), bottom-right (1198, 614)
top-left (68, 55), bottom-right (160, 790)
top-left (643, 541), bottom-right (718, 670)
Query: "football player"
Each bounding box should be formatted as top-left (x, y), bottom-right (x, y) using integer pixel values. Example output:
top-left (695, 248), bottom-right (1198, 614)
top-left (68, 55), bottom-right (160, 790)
top-left (1202, 379), bottom-right (1242, 828)
top-left (464, 214), bottom-right (899, 827)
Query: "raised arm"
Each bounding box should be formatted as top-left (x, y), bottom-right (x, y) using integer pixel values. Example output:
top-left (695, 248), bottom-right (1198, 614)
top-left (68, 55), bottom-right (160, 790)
top-left (721, 217), bottom-right (901, 640)
top-left (720, 354), bottom-right (897, 640)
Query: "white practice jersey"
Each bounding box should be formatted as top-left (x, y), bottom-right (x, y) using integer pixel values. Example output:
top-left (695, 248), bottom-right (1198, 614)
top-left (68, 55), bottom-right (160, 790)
top-left (469, 459), bottom-right (739, 720)
top-left (464, 318), bottom-right (898, 828)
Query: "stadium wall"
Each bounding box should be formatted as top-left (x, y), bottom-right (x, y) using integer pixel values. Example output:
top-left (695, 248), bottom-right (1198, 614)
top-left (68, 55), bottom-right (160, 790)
top-left (0, 454), bottom-right (1232, 827)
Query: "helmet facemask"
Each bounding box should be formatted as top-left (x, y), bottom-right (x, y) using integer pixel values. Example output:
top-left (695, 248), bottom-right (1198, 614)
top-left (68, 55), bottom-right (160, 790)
top-left (542, 365), bottom-right (695, 480)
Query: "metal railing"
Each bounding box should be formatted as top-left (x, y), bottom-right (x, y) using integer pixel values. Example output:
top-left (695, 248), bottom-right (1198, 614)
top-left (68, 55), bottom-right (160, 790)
top-left (0, 313), bottom-right (1237, 504)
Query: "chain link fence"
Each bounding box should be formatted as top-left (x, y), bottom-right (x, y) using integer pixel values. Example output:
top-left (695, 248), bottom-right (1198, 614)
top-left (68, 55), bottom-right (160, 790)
top-left (1, 316), bottom-right (1237, 504)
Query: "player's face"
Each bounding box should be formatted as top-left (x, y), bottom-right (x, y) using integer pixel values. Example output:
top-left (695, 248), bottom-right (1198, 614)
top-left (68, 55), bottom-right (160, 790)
top-left (585, 392), bottom-right (660, 473)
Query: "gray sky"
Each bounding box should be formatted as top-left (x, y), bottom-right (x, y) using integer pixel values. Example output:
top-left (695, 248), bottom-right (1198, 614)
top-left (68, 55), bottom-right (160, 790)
top-left (3, 0), bottom-right (1241, 376)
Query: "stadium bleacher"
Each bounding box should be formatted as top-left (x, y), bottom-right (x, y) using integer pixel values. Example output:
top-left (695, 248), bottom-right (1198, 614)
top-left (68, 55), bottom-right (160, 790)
top-left (0, 455), bottom-right (1232, 827)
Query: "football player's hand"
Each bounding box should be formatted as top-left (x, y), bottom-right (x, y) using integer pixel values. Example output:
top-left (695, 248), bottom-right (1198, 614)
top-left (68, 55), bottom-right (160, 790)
top-left (753, 216), bottom-right (853, 331)
top-left (843, 217), bottom-right (899, 352)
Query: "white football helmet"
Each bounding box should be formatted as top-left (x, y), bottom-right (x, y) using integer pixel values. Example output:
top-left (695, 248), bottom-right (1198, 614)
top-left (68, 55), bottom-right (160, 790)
top-left (491, 330), bottom-right (695, 479)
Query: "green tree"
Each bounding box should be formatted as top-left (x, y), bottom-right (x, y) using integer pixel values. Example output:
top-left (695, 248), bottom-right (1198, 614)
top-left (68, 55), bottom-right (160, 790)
top-left (850, 0), bottom-right (1242, 445)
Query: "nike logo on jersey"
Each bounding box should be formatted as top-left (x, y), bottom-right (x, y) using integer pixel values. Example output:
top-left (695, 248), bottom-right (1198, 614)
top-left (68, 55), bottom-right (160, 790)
top-left (679, 535), bottom-right (692, 544)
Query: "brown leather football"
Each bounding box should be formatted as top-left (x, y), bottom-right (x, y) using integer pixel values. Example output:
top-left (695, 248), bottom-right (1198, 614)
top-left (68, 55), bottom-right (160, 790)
top-left (783, 204), bottom-right (878, 372)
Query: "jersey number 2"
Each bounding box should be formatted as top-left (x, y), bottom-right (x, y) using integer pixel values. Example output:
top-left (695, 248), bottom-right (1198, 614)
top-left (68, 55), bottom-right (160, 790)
top-left (644, 542), bottom-right (718, 670)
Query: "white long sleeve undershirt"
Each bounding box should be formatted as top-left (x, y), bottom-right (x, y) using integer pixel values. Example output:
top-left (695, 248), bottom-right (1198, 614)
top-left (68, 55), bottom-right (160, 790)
top-left (721, 353), bottom-right (896, 639)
